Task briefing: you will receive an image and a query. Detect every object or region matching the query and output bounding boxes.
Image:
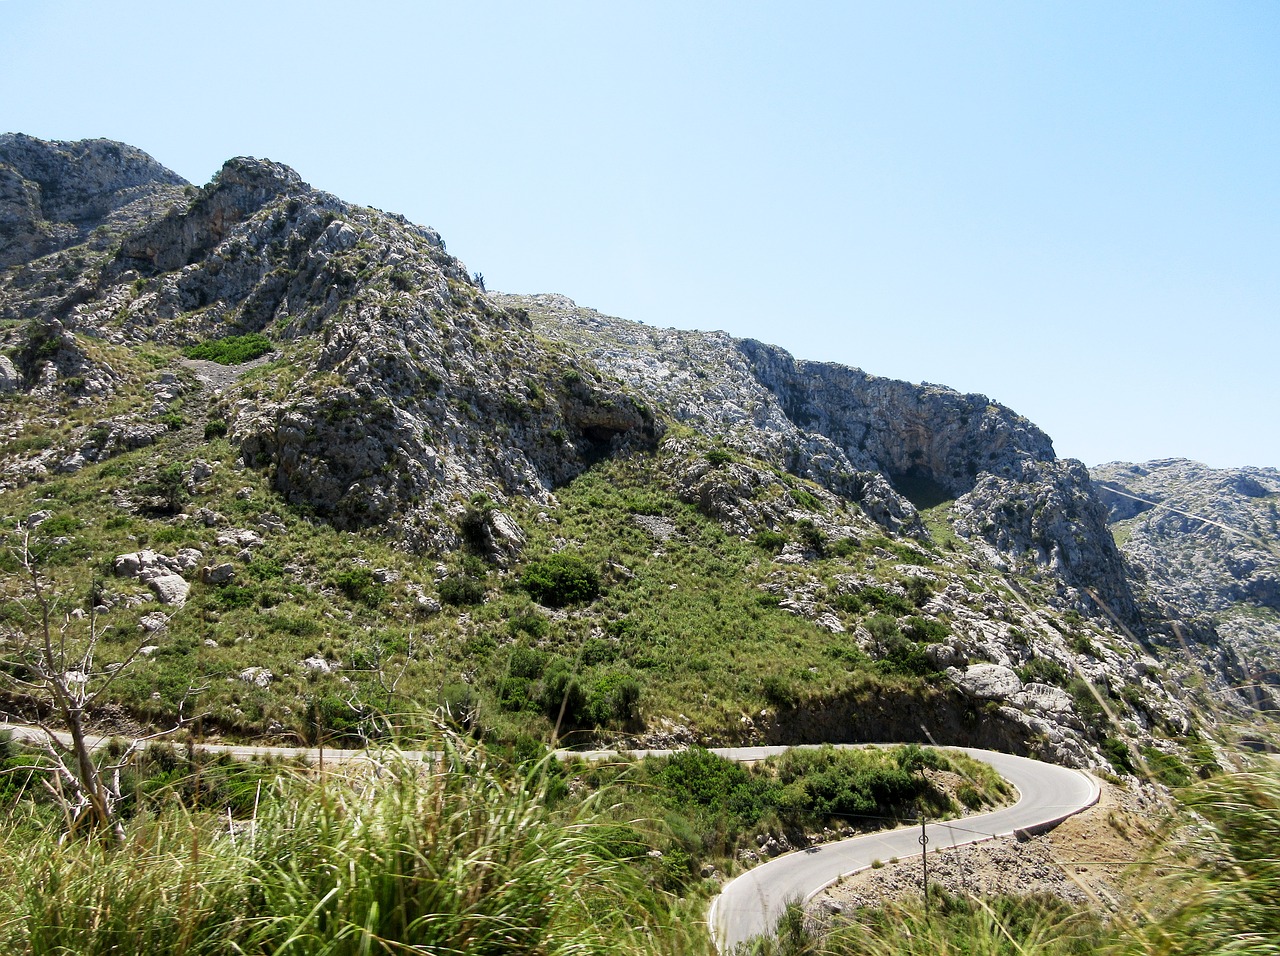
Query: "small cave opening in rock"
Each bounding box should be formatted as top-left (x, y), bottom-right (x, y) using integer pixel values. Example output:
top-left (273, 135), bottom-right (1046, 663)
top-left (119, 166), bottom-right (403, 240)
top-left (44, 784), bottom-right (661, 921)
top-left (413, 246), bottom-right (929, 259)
top-left (888, 470), bottom-right (956, 511)
top-left (577, 424), bottom-right (627, 467)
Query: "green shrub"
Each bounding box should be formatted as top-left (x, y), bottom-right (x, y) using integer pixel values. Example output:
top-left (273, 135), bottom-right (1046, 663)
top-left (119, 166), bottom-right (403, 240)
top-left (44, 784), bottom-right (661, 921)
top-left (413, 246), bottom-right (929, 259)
top-left (1101, 736), bottom-right (1136, 774)
top-left (1068, 632), bottom-right (1098, 656)
top-left (182, 333), bottom-right (272, 365)
top-left (762, 674), bottom-right (799, 709)
top-left (754, 529), bottom-right (787, 553)
top-left (1017, 657), bottom-right (1068, 687)
top-left (590, 823), bottom-right (649, 862)
top-left (906, 575), bottom-right (933, 607)
top-left (212, 585), bottom-right (256, 610)
top-left (584, 672), bottom-right (641, 725)
top-left (956, 783), bottom-right (984, 809)
top-left (791, 488), bottom-right (821, 510)
top-left (794, 519), bottom-right (824, 555)
top-left (706, 449), bottom-right (735, 467)
top-left (266, 610), bottom-right (322, 636)
top-left (507, 644), bottom-right (547, 680)
top-left (1068, 678), bottom-right (1112, 728)
top-left (145, 462), bottom-right (187, 514)
top-left (894, 743), bottom-right (946, 774)
top-left (580, 637), bottom-right (618, 666)
top-left (873, 630), bottom-right (941, 679)
top-left (330, 567), bottom-right (386, 609)
top-left (862, 586), bottom-right (912, 615)
top-left (658, 747), bottom-right (774, 830)
top-left (827, 536), bottom-right (860, 558)
top-left (901, 616), bottom-right (949, 643)
top-left (771, 746), bottom-right (934, 822)
top-left (837, 587), bottom-right (913, 617)
top-left (507, 613), bottom-right (549, 639)
top-left (865, 613), bottom-right (901, 643)
top-left (439, 684), bottom-right (476, 725)
top-left (204, 419), bottom-right (228, 440)
top-left (497, 676), bottom-right (535, 712)
top-left (540, 664), bottom-right (587, 724)
top-left (244, 558), bottom-right (285, 580)
top-left (520, 554), bottom-right (600, 607)
top-left (438, 575), bottom-right (485, 606)
top-left (1139, 745), bottom-right (1193, 788)
top-left (302, 694), bottom-right (364, 744)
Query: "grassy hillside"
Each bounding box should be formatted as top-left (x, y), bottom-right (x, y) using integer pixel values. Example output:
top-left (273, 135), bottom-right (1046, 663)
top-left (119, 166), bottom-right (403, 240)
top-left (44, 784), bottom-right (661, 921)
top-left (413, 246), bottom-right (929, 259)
top-left (1, 343), bottom-right (1190, 770)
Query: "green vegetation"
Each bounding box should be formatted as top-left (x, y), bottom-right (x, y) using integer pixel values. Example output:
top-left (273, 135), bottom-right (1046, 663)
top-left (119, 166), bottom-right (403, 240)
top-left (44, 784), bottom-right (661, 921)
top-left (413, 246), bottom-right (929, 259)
top-left (0, 440), bottom-right (996, 747)
top-left (755, 529), bottom-right (788, 553)
top-left (0, 719), bottom-right (1276, 955)
top-left (438, 573), bottom-right (486, 606)
top-left (809, 892), bottom-right (1108, 956)
top-left (329, 567), bottom-right (386, 609)
top-left (564, 743), bottom-right (1006, 893)
top-left (0, 737), bottom-right (706, 955)
top-left (519, 553), bottom-right (601, 607)
top-left (1017, 657), bottom-right (1069, 688)
top-left (183, 333), bottom-right (273, 365)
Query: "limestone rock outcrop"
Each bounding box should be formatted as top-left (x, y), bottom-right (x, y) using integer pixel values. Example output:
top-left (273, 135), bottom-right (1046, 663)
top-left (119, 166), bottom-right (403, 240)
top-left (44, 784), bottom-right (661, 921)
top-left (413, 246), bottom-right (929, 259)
top-left (0, 132), bottom-right (188, 269)
top-left (511, 293), bottom-right (1137, 626)
top-left (1093, 459), bottom-right (1280, 710)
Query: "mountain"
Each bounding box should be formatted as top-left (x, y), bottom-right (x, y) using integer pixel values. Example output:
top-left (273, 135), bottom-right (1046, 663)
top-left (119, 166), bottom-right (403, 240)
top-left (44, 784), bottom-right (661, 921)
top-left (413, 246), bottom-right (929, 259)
top-left (1092, 459), bottom-right (1280, 719)
top-left (0, 134), bottom-right (1271, 772)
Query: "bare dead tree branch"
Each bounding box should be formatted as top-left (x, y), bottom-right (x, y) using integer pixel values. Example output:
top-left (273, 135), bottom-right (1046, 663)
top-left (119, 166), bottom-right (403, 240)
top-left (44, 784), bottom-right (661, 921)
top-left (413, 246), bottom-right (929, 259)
top-left (0, 521), bottom-right (200, 842)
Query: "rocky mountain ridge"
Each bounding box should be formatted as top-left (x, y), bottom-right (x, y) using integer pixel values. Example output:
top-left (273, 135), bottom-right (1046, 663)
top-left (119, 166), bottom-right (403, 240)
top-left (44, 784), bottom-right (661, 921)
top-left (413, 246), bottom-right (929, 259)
top-left (0, 133), bottom-right (188, 270)
top-left (1092, 459), bottom-right (1280, 713)
top-left (2, 138), bottom-right (659, 551)
top-left (0, 134), bottom-right (1272, 770)
top-left (510, 293), bottom-right (1135, 623)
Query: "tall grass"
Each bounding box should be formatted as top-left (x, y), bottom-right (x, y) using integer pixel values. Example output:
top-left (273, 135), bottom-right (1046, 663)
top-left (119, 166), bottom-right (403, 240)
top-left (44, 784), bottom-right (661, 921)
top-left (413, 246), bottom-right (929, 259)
top-left (0, 736), bottom-right (713, 955)
top-left (1118, 768), bottom-right (1280, 956)
top-left (815, 894), bottom-right (1106, 956)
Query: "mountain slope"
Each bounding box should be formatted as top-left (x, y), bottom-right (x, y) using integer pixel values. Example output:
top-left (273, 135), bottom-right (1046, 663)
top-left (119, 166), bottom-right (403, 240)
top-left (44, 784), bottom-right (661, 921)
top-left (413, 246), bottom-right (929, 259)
top-left (509, 293), bottom-right (1135, 624)
top-left (0, 135), bottom-right (1264, 771)
top-left (1093, 459), bottom-right (1280, 715)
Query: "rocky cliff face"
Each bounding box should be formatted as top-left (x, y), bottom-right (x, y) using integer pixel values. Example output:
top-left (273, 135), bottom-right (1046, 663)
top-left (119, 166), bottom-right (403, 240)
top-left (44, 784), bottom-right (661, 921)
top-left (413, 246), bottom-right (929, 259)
top-left (507, 293), bottom-right (1136, 624)
top-left (0, 135), bottom-right (1263, 768)
top-left (1092, 459), bottom-right (1280, 712)
top-left (0, 133), bottom-right (188, 270)
top-left (1, 141), bottom-right (659, 550)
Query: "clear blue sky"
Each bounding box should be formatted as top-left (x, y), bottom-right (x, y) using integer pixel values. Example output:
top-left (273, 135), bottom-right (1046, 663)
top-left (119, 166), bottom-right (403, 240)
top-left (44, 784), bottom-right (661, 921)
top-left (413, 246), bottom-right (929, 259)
top-left (3, 1), bottom-right (1277, 468)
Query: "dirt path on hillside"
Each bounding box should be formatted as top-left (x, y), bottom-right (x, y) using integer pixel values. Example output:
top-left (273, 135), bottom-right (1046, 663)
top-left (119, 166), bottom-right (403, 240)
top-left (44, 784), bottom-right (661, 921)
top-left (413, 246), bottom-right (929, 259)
top-left (179, 352), bottom-right (276, 394)
top-left (168, 352), bottom-right (277, 454)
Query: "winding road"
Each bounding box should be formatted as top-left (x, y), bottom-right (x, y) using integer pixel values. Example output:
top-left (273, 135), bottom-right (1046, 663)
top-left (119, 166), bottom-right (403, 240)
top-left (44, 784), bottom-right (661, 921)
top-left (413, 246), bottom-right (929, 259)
top-left (1, 722), bottom-right (1098, 952)
top-left (708, 748), bottom-right (1099, 952)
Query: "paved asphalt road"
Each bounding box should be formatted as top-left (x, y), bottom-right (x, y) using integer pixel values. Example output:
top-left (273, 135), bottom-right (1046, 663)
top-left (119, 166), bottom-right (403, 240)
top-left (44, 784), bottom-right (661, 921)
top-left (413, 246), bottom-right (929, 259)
top-left (708, 748), bottom-right (1100, 952)
top-left (1, 723), bottom-right (1097, 952)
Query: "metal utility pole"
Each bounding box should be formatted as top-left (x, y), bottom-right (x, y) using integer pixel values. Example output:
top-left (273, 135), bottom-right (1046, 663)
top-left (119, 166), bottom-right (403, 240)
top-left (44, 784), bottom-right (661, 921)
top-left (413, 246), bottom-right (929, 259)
top-left (919, 813), bottom-right (930, 918)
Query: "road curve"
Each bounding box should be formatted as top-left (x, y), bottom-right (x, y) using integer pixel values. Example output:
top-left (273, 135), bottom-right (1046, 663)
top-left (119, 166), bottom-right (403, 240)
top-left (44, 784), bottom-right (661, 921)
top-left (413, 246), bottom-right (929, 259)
top-left (708, 748), bottom-right (1100, 952)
